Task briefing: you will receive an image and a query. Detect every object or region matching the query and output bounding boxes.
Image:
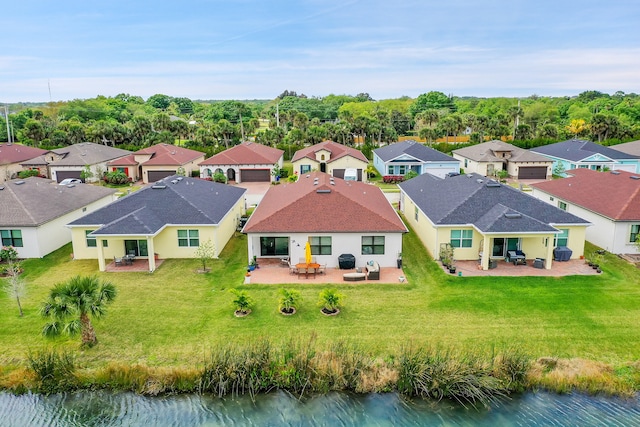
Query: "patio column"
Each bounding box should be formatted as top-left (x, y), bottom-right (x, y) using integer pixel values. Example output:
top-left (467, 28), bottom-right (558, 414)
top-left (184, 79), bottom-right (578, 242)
top-left (545, 236), bottom-right (554, 269)
top-left (97, 239), bottom-right (106, 272)
top-left (480, 235), bottom-right (490, 270)
top-left (147, 237), bottom-right (156, 272)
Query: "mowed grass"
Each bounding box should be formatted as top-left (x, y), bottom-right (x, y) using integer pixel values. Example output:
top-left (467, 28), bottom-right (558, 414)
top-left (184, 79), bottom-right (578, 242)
top-left (2, 224), bottom-right (640, 370)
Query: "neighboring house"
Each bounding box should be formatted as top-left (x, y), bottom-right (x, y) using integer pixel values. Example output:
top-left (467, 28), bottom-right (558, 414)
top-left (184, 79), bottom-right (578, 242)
top-left (67, 176), bottom-right (246, 272)
top-left (373, 140), bottom-right (460, 179)
top-left (199, 141), bottom-right (284, 183)
top-left (108, 144), bottom-right (206, 184)
top-left (530, 169), bottom-right (640, 254)
top-left (23, 142), bottom-right (132, 183)
top-left (398, 173), bottom-right (590, 270)
top-left (243, 172), bottom-right (407, 268)
top-left (452, 140), bottom-right (553, 179)
top-left (291, 141), bottom-right (369, 182)
top-left (0, 143), bottom-right (49, 183)
top-left (610, 140), bottom-right (640, 157)
top-left (530, 139), bottom-right (640, 176)
top-left (0, 177), bottom-right (117, 258)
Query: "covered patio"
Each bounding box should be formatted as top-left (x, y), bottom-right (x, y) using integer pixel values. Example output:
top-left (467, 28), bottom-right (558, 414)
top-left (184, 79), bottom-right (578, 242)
top-left (104, 258), bottom-right (165, 272)
top-left (246, 261), bottom-right (407, 284)
top-left (446, 258), bottom-right (598, 277)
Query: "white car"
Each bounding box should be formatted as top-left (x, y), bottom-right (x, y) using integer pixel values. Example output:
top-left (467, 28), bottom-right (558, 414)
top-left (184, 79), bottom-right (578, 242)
top-left (59, 178), bottom-right (82, 185)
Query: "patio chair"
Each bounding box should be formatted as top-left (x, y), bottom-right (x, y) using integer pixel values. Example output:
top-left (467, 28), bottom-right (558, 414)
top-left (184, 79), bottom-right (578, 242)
top-left (114, 257), bottom-right (123, 267)
top-left (288, 262), bottom-right (298, 275)
top-left (318, 264), bottom-right (326, 275)
top-left (307, 267), bottom-right (316, 278)
top-left (297, 267), bottom-right (307, 278)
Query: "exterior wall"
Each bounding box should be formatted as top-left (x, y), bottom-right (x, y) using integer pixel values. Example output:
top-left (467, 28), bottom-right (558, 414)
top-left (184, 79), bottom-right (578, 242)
top-left (200, 163), bottom-right (281, 183)
top-left (327, 157), bottom-right (369, 182)
top-left (51, 162), bottom-right (110, 183)
top-left (247, 232), bottom-right (403, 268)
top-left (142, 156), bottom-right (204, 183)
top-left (314, 149), bottom-right (332, 162)
top-left (292, 158), bottom-right (319, 175)
top-left (373, 153), bottom-right (386, 176)
top-left (0, 163), bottom-right (25, 183)
top-left (531, 187), bottom-right (635, 254)
top-left (400, 192), bottom-right (439, 258)
top-left (452, 154), bottom-right (502, 176)
top-left (506, 162), bottom-right (552, 179)
top-left (110, 165), bottom-right (139, 181)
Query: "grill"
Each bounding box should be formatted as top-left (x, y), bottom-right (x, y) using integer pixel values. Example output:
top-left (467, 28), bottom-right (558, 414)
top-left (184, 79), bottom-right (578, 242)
top-left (338, 254), bottom-right (356, 269)
top-left (553, 246), bottom-right (573, 261)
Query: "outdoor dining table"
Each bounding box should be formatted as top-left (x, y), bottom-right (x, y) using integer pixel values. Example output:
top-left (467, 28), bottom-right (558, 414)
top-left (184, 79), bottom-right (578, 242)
top-left (295, 263), bottom-right (320, 279)
top-left (123, 254), bottom-right (135, 265)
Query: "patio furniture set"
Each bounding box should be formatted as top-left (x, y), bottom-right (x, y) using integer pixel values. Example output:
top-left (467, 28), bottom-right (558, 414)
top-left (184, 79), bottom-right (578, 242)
top-left (114, 252), bottom-right (136, 267)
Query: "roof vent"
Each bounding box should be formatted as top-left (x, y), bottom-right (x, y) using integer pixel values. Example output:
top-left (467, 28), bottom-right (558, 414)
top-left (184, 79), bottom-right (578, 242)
top-left (151, 184), bottom-right (167, 189)
top-left (14, 180), bottom-right (25, 185)
top-left (611, 171), bottom-right (620, 175)
top-left (486, 181), bottom-right (500, 187)
top-left (0, 186), bottom-right (4, 190)
top-left (504, 213), bottom-right (522, 219)
top-left (476, 179), bottom-right (483, 184)
top-left (330, 181), bottom-right (335, 185)
top-left (313, 181), bottom-right (318, 185)
top-left (176, 176), bottom-right (183, 181)
top-left (171, 180), bottom-right (178, 184)
top-left (316, 189), bottom-right (331, 193)
top-left (631, 176), bottom-right (640, 180)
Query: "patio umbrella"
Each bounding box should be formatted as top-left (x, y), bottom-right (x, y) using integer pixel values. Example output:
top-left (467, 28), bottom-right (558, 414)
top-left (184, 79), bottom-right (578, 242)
top-left (305, 241), bottom-right (312, 264)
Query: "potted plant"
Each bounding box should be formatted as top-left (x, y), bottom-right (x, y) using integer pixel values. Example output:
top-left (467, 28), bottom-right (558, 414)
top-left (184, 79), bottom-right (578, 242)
top-left (318, 288), bottom-right (344, 316)
top-left (279, 288), bottom-right (301, 315)
top-left (229, 288), bottom-right (254, 317)
top-left (248, 256), bottom-right (258, 271)
top-left (448, 261), bottom-right (457, 274)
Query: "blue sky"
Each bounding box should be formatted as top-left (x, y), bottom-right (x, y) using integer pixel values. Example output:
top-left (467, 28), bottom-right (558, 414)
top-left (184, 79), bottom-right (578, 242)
top-left (1, 0), bottom-right (639, 102)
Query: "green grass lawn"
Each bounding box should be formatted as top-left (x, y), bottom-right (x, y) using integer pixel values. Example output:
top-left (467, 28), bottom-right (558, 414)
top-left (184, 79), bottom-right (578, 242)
top-left (2, 225), bottom-right (640, 370)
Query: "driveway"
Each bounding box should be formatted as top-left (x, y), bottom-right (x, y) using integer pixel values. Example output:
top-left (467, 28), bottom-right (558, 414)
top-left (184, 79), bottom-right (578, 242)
top-left (230, 182), bottom-right (271, 206)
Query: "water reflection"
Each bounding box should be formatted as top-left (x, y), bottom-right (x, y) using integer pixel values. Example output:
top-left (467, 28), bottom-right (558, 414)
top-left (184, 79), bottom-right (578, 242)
top-left (1, 390), bottom-right (639, 426)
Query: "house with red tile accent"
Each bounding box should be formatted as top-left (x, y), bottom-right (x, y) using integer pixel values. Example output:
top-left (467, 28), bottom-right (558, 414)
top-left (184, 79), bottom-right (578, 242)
top-left (531, 169), bottom-right (640, 254)
top-left (107, 143), bottom-right (205, 183)
top-left (291, 141), bottom-right (369, 182)
top-left (242, 172), bottom-right (407, 268)
top-left (0, 143), bottom-right (49, 183)
top-left (199, 141), bottom-right (284, 183)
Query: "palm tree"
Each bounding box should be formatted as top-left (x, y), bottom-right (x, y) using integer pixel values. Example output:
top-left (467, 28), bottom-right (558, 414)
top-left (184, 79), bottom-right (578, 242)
top-left (318, 288), bottom-right (344, 314)
top-left (41, 276), bottom-right (117, 347)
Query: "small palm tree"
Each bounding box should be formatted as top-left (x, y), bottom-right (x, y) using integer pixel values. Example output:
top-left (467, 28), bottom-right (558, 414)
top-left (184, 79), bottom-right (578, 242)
top-left (41, 275), bottom-right (117, 347)
top-left (230, 289), bottom-right (254, 316)
top-left (278, 288), bottom-right (302, 314)
top-left (318, 288), bottom-right (344, 314)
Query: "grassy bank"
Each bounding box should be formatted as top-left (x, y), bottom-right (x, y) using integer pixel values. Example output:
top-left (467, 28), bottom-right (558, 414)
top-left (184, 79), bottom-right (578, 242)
top-left (2, 222), bottom-right (640, 397)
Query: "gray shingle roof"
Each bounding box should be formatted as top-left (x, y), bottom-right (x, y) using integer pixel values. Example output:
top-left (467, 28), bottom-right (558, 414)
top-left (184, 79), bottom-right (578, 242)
top-left (375, 140), bottom-right (457, 163)
top-left (452, 140), bottom-right (551, 163)
top-left (0, 177), bottom-right (117, 227)
top-left (399, 173), bottom-right (588, 232)
top-left (530, 139), bottom-right (639, 162)
top-left (49, 142), bottom-right (131, 166)
top-left (68, 176), bottom-right (246, 236)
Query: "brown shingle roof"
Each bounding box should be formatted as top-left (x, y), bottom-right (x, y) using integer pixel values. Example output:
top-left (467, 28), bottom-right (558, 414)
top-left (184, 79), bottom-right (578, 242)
top-left (291, 141), bottom-right (369, 164)
top-left (0, 143), bottom-right (49, 165)
top-left (243, 172), bottom-right (407, 233)
top-left (107, 154), bottom-right (139, 166)
top-left (135, 144), bottom-right (204, 166)
top-left (531, 169), bottom-right (640, 220)
top-left (200, 142), bottom-right (283, 166)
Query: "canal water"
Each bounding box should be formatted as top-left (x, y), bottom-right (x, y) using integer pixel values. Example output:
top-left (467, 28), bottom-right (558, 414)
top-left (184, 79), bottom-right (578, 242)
top-left (1, 390), bottom-right (639, 426)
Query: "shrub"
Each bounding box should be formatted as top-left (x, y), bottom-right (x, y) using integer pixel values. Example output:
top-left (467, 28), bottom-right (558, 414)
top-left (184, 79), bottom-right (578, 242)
top-left (213, 171), bottom-right (227, 183)
top-left (17, 169), bottom-right (41, 179)
top-left (0, 246), bottom-right (18, 262)
top-left (104, 171), bottom-right (130, 185)
top-left (318, 288), bottom-right (344, 313)
top-left (28, 349), bottom-right (77, 394)
top-left (230, 289), bottom-right (254, 314)
top-left (279, 288), bottom-right (302, 314)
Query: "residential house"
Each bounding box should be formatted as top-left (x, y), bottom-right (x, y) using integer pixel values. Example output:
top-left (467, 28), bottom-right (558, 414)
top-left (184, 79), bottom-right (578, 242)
top-left (0, 177), bottom-right (117, 258)
top-left (452, 140), bottom-right (553, 179)
top-left (199, 141), bottom-right (284, 183)
top-left (531, 169), bottom-right (640, 254)
top-left (530, 139), bottom-right (640, 176)
top-left (67, 176), bottom-right (246, 272)
top-left (373, 140), bottom-right (460, 178)
top-left (108, 143), bottom-right (205, 184)
top-left (243, 172), bottom-right (407, 268)
top-left (291, 141), bottom-right (369, 181)
top-left (0, 143), bottom-right (49, 183)
top-left (20, 142), bottom-right (132, 183)
top-left (398, 173), bottom-right (590, 270)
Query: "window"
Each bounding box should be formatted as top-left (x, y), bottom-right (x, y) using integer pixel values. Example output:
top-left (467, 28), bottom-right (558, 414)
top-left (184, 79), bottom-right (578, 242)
top-left (399, 165), bottom-right (406, 175)
top-left (178, 229), bottom-right (199, 247)
top-left (464, 159), bottom-right (468, 168)
top-left (260, 237), bottom-right (289, 256)
top-left (388, 165), bottom-right (394, 175)
top-left (102, 240), bottom-right (108, 247)
top-left (558, 201), bottom-right (567, 210)
top-left (310, 236), bottom-right (332, 255)
top-left (85, 230), bottom-right (97, 247)
top-left (1, 230), bottom-right (23, 247)
top-left (554, 229), bottom-right (569, 247)
top-left (630, 225), bottom-right (640, 243)
top-left (301, 165), bottom-right (311, 174)
top-left (414, 206), bottom-right (419, 221)
top-left (362, 236), bottom-right (385, 255)
top-left (450, 230), bottom-right (473, 248)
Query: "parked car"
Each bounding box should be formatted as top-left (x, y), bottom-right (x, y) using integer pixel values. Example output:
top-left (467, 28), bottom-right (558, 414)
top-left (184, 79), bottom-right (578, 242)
top-left (59, 178), bottom-right (82, 185)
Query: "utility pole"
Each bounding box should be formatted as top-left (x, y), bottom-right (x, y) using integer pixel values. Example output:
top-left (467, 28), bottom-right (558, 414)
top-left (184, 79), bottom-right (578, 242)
top-left (4, 105), bottom-right (12, 144)
top-left (276, 103), bottom-right (280, 128)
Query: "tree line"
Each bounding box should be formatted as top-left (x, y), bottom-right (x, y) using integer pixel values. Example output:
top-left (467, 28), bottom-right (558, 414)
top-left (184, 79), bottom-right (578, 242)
top-left (2, 90), bottom-right (639, 160)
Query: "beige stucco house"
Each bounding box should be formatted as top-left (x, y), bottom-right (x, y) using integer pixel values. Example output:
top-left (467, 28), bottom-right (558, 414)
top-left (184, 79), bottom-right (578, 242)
top-left (67, 175), bottom-right (246, 272)
top-left (199, 141), bottom-right (284, 183)
top-left (0, 143), bottom-right (49, 183)
top-left (291, 141), bottom-right (369, 182)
